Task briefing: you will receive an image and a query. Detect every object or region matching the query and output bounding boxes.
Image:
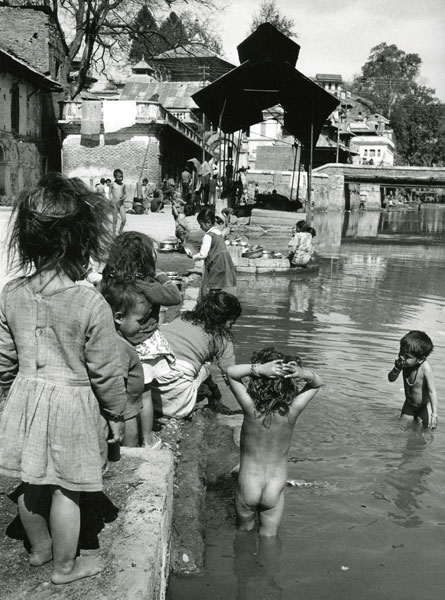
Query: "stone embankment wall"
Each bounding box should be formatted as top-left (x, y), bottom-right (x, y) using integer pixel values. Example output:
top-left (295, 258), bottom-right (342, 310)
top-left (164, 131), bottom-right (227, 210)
top-left (62, 134), bottom-right (161, 205)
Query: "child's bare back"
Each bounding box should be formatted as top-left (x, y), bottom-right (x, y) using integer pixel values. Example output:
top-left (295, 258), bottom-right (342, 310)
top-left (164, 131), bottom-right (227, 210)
top-left (227, 349), bottom-right (322, 537)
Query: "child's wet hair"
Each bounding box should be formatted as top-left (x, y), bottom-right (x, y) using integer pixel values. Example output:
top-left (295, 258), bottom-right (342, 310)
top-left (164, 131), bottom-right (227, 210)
top-left (102, 231), bottom-right (157, 283)
top-left (248, 347), bottom-right (302, 427)
top-left (7, 172), bottom-right (113, 281)
top-left (400, 330), bottom-right (433, 359)
top-left (182, 290), bottom-right (242, 342)
top-left (101, 280), bottom-right (151, 318)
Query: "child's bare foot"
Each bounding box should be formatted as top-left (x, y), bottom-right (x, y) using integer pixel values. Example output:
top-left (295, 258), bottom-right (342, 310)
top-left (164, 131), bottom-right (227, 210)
top-left (30, 545), bottom-right (53, 566)
top-left (51, 555), bottom-right (104, 585)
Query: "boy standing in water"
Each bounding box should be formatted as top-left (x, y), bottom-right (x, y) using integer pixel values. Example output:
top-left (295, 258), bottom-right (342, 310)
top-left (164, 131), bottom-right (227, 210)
top-left (110, 168), bottom-right (127, 234)
top-left (227, 348), bottom-right (322, 536)
top-left (388, 330), bottom-right (438, 430)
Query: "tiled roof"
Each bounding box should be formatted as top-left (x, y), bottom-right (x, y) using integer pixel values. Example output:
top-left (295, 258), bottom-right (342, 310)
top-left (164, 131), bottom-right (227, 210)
top-left (315, 73), bottom-right (343, 82)
top-left (0, 45), bottom-right (62, 90)
top-left (153, 43), bottom-right (234, 67)
top-left (120, 79), bottom-right (204, 108)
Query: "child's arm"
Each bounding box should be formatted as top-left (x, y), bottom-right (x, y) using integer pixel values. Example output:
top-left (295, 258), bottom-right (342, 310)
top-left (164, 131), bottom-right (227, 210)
top-left (193, 233), bottom-right (211, 260)
top-left (284, 362), bottom-right (323, 418)
top-left (136, 277), bottom-right (182, 307)
top-left (121, 183), bottom-right (127, 202)
top-left (85, 295), bottom-right (126, 426)
top-left (424, 361), bottom-right (438, 430)
top-left (283, 362), bottom-right (323, 388)
top-left (388, 357), bottom-right (404, 382)
top-left (0, 288), bottom-right (18, 391)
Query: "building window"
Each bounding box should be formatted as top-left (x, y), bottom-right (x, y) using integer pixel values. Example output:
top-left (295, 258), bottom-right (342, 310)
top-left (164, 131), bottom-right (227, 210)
top-left (363, 149), bottom-right (368, 157)
top-left (377, 149), bottom-right (381, 156)
top-left (11, 84), bottom-right (20, 133)
top-left (369, 149), bottom-right (375, 157)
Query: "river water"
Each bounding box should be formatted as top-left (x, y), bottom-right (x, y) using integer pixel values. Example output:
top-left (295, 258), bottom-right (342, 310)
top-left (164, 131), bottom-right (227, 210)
top-left (1, 206), bottom-right (444, 599)
top-left (169, 206), bottom-right (445, 600)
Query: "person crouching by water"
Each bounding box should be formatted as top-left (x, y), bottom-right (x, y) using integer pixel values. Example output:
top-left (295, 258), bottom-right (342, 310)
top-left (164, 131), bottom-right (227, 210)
top-left (192, 208), bottom-right (237, 296)
top-left (287, 220), bottom-right (314, 267)
top-left (227, 347), bottom-right (322, 536)
top-left (151, 291), bottom-right (242, 418)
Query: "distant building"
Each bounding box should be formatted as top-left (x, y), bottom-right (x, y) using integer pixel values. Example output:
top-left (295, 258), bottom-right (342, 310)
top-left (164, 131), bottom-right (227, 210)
top-left (58, 60), bottom-right (210, 197)
top-left (149, 39), bottom-right (236, 83)
top-left (0, 4), bottom-right (67, 198)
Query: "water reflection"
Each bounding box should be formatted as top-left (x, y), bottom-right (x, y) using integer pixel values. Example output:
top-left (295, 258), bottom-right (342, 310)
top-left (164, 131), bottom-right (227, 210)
top-left (385, 431), bottom-right (432, 528)
top-left (233, 532), bottom-right (283, 600)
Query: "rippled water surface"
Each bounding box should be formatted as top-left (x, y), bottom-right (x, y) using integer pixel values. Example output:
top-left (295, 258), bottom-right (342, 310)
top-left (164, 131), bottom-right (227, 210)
top-left (169, 207), bottom-right (445, 600)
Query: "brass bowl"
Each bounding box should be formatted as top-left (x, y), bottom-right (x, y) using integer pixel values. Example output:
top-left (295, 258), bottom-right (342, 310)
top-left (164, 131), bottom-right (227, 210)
top-left (159, 240), bottom-right (177, 251)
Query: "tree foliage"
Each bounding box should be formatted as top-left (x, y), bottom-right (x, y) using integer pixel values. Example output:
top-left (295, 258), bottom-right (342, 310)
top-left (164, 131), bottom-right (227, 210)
top-left (7, 0), bottom-right (217, 98)
top-left (250, 0), bottom-right (296, 38)
top-left (353, 42), bottom-right (445, 166)
top-left (353, 43), bottom-right (421, 117)
top-left (391, 85), bottom-right (445, 166)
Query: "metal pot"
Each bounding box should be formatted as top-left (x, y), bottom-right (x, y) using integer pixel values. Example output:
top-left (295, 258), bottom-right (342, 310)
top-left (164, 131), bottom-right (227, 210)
top-left (159, 240), bottom-right (177, 251)
top-left (261, 251), bottom-right (274, 259)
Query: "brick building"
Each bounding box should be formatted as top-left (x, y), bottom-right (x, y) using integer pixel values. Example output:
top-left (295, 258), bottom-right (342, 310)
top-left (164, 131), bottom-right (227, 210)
top-left (0, 5), bottom-right (69, 199)
top-left (0, 48), bottom-right (62, 199)
top-left (59, 59), bottom-right (211, 199)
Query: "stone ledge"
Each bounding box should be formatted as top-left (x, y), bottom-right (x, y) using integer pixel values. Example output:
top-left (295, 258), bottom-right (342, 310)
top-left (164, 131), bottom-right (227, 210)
top-left (111, 447), bottom-right (175, 600)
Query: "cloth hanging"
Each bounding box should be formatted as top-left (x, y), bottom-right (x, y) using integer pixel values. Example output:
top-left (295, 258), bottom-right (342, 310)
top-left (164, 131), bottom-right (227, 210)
top-left (103, 101), bottom-right (137, 134)
top-left (80, 101), bottom-right (101, 147)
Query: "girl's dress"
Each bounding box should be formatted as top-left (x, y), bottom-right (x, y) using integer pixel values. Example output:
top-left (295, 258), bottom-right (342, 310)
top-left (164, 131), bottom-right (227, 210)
top-left (151, 318), bottom-right (235, 418)
top-left (0, 278), bottom-right (126, 492)
top-left (197, 227), bottom-right (237, 295)
top-left (288, 231), bottom-right (313, 266)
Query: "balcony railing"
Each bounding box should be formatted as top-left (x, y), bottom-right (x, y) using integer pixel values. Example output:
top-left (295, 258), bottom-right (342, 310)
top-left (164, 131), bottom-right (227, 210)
top-left (59, 100), bottom-right (204, 147)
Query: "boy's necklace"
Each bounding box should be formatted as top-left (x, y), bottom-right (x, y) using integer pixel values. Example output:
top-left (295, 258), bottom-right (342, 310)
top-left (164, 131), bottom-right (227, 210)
top-left (404, 367), bottom-right (418, 387)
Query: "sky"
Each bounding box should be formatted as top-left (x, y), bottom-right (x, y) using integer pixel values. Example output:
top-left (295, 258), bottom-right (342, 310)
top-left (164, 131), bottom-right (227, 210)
top-left (211, 0), bottom-right (445, 101)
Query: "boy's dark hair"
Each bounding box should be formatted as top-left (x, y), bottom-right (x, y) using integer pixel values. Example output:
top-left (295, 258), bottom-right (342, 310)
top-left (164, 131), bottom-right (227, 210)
top-left (113, 168), bottom-right (123, 178)
top-left (182, 290), bottom-right (241, 344)
top-left (197, 207), bottom-right (215, 225)
top-left (100, 178), bottom-right (106, 185)
top-left (102, 231), bottom-right (157, 283)
top-left (101, 280), bottom-right (151, 318)
top-left (296, 220), bottom-right (308, 232)
top-left (247, 347), bottom-right (302, 427)
top-left (183, 203), bottom-right (196, 217)
top-left (400, 331), bottom-right (433, 359)
top-left (8, 172), bottom-right (113, 281)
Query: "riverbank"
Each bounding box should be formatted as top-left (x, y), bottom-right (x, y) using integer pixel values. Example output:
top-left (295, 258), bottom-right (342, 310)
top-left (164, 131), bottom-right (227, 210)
top-left (0, 208), bottom-right (239, 600)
